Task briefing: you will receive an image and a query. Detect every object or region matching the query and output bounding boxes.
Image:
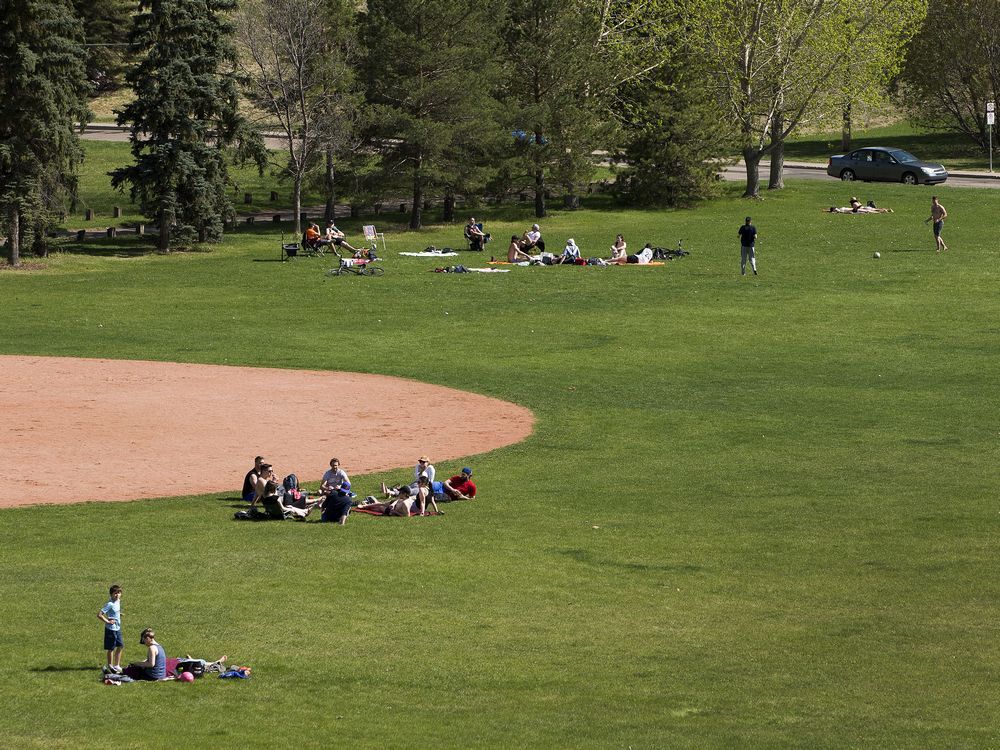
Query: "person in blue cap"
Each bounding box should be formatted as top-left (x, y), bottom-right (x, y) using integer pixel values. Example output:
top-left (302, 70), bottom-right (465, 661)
top-left (442, 467), bottom-right (476, 500)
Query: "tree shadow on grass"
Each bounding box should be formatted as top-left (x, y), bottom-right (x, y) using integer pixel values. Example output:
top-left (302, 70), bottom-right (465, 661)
top-left (554, 547), bottom-right (704, 574)
top-left (32, 665), bottom-right (98, 673)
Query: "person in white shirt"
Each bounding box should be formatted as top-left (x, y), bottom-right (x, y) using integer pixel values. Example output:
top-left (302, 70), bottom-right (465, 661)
top-left (626, 243), bottom-right (654, 265)
top-left (320, 458), bottom-right (352, 525)
top-left (555, 238), bottom-right (581, 264)
top-left (415, 456), bottom-right (436, 484)
top-left (521, 224), bottom-right (544, 252)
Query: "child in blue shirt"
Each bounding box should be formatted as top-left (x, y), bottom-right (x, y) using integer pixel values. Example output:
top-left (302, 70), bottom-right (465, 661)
top-left (98, 584), bottom-right (123, 674)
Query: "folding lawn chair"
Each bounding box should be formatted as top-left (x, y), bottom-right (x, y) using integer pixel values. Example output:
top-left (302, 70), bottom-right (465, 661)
top-left (280, 232), bottom-right (299, 261)
top-left (363, 224), bottom-right (387, 253)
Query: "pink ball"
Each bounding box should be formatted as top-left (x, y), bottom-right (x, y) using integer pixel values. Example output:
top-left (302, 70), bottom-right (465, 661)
top-left (179, 671), bottom-right (195, 683)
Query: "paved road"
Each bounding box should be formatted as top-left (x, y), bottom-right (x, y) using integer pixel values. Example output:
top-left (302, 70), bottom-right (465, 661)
top-left (82, 127), bottom-right (1000, 190)
top-left (721, 161), bottom-right (1000, 189)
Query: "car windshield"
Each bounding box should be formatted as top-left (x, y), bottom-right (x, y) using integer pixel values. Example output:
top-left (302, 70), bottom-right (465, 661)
top-left (886, 149), bottom-right (919, 163)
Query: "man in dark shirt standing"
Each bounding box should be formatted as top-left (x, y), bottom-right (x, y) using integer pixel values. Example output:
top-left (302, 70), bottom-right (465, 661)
top-left (738, 216), bottom-right (758, 276)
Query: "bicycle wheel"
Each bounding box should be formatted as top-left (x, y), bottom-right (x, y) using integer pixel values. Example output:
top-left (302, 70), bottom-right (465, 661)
top-left (325, 267), bottom-right (344, 277)
top-left (362, 265), bottom-right (385, 277)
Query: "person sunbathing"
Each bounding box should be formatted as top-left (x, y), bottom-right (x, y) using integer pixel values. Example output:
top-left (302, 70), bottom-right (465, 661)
top-left (507, 235), bottom-right (533, 263)
top-left (824, 205), bottom-right (893, 214)
top-left (608, 234), bottom-right (627, 263)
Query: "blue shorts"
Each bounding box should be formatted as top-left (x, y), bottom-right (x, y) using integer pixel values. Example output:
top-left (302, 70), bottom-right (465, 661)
top-left (104, 628), bottom-right (124, 650)
top-left (933, 220), bottom-right (943, 237)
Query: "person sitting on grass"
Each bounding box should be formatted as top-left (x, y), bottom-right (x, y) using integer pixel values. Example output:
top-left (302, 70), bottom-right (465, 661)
top-left (554, 238), bottom-right (581, 265)
top-left (248, 463), bottom-right (279, 508)
top-left (124, 628), bottom-right (168, 681)
top-left (464, 217), bottom-right (489, 251)
top-left (260, 480), bottom-right (322, 520)
top-left (242, 456), bottom-right (265, 503)
top-left (320, 457), bottom-right (352, 525)
top-left (608, 234), bottom-right (627, 263)
top-left (521, 224), bottom-right (544, 252)
top-left (442, 467), bottom-right (477, 500)
top-left (507, 235), bottom-right (533, 263)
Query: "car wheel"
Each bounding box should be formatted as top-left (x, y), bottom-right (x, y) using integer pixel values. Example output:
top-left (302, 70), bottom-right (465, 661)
top-left (840, 169), bottom-right (856, 181)
top-left (901, 172), bottom-right (918, 185)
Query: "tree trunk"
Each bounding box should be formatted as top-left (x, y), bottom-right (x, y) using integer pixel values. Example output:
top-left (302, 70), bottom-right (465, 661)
top-left (158, 208), bottom-right (170, 253)
top-left (7, 206), bottom-right (20, 267)
top-left (768, 112), bottom-right (785, 190)
top-left (323, 149), bottom-right (336, 226)
top-left (443, 192), bottom-right (455, 223)
top-left (841, 100), bottom-right (852, 151)
top-left (534, 168), bottom-right (546, 218)
top-left (293, 175), bottom-right (303, 238)
top-left (409, 161), bottom-right (423, 229)
top-left (743, 147), bottom-right (762, 198)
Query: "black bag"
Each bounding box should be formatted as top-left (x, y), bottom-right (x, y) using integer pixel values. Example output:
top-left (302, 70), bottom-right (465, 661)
top-left (175, 660), bottom-right (205, 678)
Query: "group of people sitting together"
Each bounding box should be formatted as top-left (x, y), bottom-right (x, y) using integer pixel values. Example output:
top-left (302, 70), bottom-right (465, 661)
top-left (824, 197), bottom-right (894, 214)
top-left (503, 226), bottom-right (656, 265)
top-left (303, 221), bottom-right (376, 257)
top-left (239, 455), bottom-right (477, 523)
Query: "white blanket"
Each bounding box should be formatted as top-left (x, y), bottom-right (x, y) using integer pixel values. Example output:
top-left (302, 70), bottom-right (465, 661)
top-left (400, 251), bottom-right (459, 257)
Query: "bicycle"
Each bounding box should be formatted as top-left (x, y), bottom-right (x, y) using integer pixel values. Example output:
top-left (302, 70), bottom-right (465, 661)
top-left (325, 257), bottom-right (385, 277)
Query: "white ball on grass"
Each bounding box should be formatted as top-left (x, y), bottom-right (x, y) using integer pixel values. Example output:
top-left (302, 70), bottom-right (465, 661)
top-left (873, 252), bottom-right (881, 259)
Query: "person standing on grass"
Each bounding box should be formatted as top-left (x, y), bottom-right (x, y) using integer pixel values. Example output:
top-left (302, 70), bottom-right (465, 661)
top-left (926, 196), bottom-right (948, 253)
top-left (738, 216), bottom-right (758, 276)
top-left (98, 584), bottom-right (124, 674)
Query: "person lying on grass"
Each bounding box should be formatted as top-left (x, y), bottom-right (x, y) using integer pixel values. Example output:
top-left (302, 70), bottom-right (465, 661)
top-left (442, 467), bottom-right (476, 500)
top-left (825, 198), bottom-right (893, 214)
top-left (261, 480), bottom-right (322, 520)
top-left (378, 476), bottom-right (439, 514)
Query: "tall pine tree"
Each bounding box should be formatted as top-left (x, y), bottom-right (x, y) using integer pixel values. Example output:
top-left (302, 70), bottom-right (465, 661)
top-left (113, 0), bottom-right (264, 251)
top-left (362, 0), bottom-right (506, 229)
top-left (0, 0), bottom-right (90, 266)
top-left (503, 0), bottom-right (612, 218)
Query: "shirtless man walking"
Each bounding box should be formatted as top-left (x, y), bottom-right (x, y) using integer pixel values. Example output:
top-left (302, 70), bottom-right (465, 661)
top-left (926, 196), bottom-right (948, 253)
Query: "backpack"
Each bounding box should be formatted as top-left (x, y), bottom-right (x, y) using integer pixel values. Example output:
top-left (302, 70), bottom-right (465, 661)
top-left (175, 659), bottom-right (206, 678)
top-left (282, 474), bottom-right (299, 492)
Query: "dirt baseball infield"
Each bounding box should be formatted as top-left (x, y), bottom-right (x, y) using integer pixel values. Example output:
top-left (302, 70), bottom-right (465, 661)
top-left (0, 356), bottom-right (534, 508)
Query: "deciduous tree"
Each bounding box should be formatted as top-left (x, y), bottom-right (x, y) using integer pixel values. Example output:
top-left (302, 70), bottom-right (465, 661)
top-left (695, 0), bottom-right (925, 197)
top-left (902, 0), bottom-right (1000, 154)
top-left (235, 0), bottom-right (358, 237)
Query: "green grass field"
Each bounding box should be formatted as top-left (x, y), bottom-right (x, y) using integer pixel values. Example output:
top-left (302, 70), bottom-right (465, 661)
top-left (2, 151), bottom-right (999, 748)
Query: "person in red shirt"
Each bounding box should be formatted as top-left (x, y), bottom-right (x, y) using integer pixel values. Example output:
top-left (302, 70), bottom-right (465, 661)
top-left (443, 467), bottom-right (476, 500)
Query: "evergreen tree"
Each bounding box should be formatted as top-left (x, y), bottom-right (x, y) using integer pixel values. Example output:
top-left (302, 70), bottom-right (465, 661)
top-left (615, 59), bottom-right (734, 207)
top-left (0, 0), bottom-right (90, 266)
top-left (502, 0), bottom-right (614, 218)
top-left (72, 0), bottom-right (132, 90)
top-left (361, 0), bottom-right (506, 229)
top-left (112, 0), bottom-right (264, 251)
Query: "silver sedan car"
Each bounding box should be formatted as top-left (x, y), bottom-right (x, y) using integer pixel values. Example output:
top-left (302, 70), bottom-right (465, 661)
top-left (827, 147), bottom-right (948, 185)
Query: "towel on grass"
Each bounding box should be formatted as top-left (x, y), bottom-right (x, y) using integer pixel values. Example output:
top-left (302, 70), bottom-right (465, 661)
top-left (400, 251), bottom-right (459, 257)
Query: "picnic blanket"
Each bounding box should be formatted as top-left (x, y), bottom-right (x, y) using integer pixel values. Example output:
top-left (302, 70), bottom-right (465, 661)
top-left (468, 267), bottom-right (509, 273)
top-left (400, 251), bottom-right (459, 257)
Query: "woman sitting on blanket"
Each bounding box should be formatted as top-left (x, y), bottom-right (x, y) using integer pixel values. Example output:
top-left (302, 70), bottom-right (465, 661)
top-left (507, 235), bottom-right (533, 263)
top-left (608, 234), bottom-right (627, 263)
top-left (554, 238), bottom-right (581, 264)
